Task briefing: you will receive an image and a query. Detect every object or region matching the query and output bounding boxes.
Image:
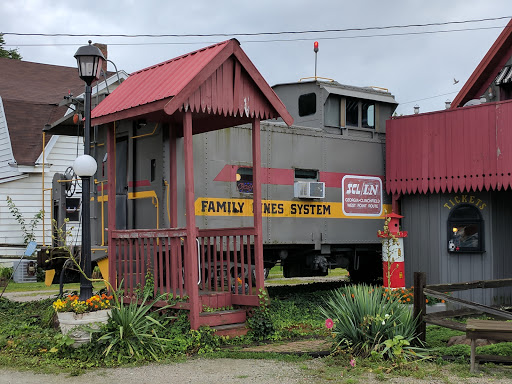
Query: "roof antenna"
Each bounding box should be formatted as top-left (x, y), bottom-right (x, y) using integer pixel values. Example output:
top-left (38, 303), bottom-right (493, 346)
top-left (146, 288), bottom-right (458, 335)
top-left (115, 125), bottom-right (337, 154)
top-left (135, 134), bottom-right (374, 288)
top-left (314, 41), bottom-right (319, 80)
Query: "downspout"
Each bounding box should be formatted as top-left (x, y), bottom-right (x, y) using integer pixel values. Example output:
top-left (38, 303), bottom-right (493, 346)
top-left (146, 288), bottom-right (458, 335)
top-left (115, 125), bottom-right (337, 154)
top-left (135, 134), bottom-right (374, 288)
top-left (42, 131), bottom-right (45, 246)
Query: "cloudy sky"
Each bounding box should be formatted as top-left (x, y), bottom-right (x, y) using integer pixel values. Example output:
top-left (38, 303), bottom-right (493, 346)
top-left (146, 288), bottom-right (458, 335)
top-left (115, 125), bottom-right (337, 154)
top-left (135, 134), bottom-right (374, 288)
top-left (1, 1), bottom-right (510, 115)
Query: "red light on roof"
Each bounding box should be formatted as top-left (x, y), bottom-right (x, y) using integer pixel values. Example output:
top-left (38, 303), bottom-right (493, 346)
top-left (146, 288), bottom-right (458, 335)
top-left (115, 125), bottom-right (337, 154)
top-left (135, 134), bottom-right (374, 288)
top-left (314, 41), bottom-right (319, 52)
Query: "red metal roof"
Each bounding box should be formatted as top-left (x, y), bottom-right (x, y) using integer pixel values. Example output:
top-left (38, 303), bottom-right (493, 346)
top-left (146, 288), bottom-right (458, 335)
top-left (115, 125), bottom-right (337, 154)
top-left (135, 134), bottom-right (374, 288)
top-left (452, 18), bottom-right (512, 108)
top-left (386, 100), bottom-right (512, 195)
top-left (91, 39), bottom-right (293, 128)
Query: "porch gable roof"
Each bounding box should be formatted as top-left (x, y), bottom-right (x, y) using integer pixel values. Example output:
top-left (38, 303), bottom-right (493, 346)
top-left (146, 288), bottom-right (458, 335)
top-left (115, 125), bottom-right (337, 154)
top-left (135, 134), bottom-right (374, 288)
top-left (91, 39), bottom-right (293, 128)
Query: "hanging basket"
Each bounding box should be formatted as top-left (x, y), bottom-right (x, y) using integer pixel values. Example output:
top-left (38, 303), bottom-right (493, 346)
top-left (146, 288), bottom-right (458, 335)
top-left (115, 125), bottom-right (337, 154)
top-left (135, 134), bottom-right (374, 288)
top-left (57, 309), bottom-right (111, 348)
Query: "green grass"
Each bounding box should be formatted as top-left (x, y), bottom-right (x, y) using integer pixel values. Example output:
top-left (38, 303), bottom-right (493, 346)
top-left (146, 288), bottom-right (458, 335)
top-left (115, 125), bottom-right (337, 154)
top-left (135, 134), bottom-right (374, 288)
top-left (266, 265), bottom-right (348, 285)
top-left (3, 282), bottom-right (512, 381)
top-left (1, 281), bottom-right (105, 293)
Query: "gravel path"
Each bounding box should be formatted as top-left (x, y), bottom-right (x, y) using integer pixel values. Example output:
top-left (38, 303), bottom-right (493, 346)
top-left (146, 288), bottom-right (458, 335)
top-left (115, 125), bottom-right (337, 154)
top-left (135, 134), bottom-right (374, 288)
top-left (0, 290), bottom-right (59, 302)
top-left (0, 359), bottom-right (314, 384)
top-left (1, 359), bottom-right (511, 384)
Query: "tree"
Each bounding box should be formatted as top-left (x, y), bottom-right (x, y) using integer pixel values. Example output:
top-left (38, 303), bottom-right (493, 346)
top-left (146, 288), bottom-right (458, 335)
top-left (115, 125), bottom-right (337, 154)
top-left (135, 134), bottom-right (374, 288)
top-left (0, 34), bottom-right (22, 60)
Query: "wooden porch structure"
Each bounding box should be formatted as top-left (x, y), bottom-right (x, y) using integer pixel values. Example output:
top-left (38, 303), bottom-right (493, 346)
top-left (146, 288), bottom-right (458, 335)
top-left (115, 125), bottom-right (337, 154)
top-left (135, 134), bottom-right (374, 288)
top-left (91, 39), bottom-right (293, 329)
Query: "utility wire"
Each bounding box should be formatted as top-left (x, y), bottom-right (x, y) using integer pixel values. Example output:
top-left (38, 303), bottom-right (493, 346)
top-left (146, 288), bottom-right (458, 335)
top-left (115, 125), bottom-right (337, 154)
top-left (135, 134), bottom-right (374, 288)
top-left (4, 25), bottom-right (509, 47)
top-left (400, 91), bottom-right (460, 105)
top-left (1, 15), bottom-right (510, 39)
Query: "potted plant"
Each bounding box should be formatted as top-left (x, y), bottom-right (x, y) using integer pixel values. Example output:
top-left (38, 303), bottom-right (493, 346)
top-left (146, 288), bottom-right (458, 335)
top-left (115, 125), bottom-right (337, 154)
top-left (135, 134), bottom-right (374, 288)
top-left (53, 293), bottom-right (113, 347)
top-left (231, 276), bottom-right (249, 294)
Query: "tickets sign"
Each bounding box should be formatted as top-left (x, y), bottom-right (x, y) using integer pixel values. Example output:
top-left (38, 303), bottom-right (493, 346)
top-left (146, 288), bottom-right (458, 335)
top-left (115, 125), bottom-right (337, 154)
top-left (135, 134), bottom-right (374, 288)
top-left (342, 175), bottom-right (383, 216)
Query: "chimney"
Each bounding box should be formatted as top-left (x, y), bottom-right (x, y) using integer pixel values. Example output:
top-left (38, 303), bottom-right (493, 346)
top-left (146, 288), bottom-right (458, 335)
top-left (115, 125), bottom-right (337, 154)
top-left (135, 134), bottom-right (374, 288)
top-left (93, 43), bottom-right (108, 75)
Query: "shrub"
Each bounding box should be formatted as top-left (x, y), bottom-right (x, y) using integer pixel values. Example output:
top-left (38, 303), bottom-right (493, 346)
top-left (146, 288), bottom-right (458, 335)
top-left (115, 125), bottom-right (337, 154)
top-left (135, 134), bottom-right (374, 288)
top-left (0, 266), bottom-right (13, 280)
top-left (92, 292), bottom-right (174, 362)
top-left (320, 284), bottom-right (426, 361)
top-left (247, 289), bottom-right (275, 340)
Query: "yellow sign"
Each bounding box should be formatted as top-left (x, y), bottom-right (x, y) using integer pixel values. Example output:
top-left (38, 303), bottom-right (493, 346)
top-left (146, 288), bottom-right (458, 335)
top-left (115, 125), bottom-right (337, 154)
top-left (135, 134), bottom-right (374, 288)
top-left (443, 195), bottom-right (486, 210)
top-left (196, 197), bottom-right (391, 219)
top-left (44, 269), bottom-right (56, 287)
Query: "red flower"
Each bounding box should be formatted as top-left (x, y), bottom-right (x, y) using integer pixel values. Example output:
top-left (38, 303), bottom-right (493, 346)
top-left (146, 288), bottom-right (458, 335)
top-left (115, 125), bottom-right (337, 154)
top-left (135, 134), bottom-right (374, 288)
top-left (325, 318), bottom-right (334, 329)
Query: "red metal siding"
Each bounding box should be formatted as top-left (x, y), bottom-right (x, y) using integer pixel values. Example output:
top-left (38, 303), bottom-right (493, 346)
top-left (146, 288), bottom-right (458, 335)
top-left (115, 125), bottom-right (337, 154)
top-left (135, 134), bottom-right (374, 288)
top-left (386, 100), bottom-right (512, 195)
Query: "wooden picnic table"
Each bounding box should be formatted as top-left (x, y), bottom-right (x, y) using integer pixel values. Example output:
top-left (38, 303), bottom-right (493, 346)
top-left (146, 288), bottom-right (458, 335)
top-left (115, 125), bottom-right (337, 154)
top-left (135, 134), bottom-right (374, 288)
top-left (466, 319), bottom-right (512, 373)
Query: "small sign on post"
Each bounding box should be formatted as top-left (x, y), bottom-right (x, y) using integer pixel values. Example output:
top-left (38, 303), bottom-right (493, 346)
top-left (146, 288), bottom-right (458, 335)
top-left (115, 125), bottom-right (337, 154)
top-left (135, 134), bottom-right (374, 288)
top-left (24, 241), bottom-right (37, 257)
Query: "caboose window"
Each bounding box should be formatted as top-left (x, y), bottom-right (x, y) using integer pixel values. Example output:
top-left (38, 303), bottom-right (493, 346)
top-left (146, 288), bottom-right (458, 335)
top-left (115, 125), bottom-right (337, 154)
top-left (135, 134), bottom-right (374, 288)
top-left (362, 102), bottom-right (375, 128)
top-left (298, 93), bottom-right (316, 117)
top-left (346, 97), bottom-right (359, 126)
top-left (236, 167), bottom-right (253, 194)
top-left (447, 204), bottom-right (484, 253)
top-left (324, 95), bottom-right (341, 127)
top-left (295, 169), bottom-right (318, 180)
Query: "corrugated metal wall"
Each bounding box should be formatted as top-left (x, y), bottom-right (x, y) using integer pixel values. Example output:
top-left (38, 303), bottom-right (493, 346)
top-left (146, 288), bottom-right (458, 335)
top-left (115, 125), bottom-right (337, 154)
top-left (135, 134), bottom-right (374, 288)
top-left (491, 190), bottom-right (512, 304)
top-left (401, 190), bottom-right (509, 305)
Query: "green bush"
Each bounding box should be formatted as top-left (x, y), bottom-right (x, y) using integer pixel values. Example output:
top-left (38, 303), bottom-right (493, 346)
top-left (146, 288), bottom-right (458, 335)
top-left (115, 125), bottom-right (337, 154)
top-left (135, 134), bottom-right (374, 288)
top-left (247, 289), bottom-right (275, 340)
top-left (0, 266), bottom-right (13, 280)
top-left (320, 284), bottom-right (426, 361)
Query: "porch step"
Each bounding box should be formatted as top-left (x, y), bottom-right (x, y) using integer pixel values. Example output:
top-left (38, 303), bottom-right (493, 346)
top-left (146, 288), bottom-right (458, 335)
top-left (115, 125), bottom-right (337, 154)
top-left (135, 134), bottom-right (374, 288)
top-left (199, 309), bottom-right (246, 327)
top-left (199, 292), bottom-right (232, 309)
top-left (212, 323), bottom-right (249, 337)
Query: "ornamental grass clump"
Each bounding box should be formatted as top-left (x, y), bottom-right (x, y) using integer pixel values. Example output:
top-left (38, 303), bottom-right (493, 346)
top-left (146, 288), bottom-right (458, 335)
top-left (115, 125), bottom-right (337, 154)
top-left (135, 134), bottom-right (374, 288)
top-left (320, 284), bottom-right (427, 361)
top-left (93, 292), bottom-right (175, 362)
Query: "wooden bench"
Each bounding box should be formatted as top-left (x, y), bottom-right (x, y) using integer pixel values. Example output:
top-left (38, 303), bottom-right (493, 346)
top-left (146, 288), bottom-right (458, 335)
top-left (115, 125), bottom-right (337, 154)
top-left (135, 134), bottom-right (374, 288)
top-left (466, 319), bottom-right (512, 373)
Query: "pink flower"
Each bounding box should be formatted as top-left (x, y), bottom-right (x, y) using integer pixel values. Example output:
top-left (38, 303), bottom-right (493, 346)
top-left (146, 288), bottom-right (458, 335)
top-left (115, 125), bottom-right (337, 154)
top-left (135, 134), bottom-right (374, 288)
top-left (350, 359), bottom-right (356, 367)
top-left (325, 318), bottom-right (334, 329)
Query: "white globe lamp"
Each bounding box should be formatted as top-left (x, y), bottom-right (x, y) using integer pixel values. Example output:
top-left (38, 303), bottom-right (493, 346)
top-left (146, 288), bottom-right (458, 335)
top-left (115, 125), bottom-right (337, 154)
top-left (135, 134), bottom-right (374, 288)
top-left (73, 154), bottom-right (97, 177)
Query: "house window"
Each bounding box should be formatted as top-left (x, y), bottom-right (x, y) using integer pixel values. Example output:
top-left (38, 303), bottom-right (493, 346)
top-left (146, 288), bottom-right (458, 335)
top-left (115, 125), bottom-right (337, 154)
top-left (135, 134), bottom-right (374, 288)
top-left (298, 93), bottom-right (316, 117)
top-left (66, 197), bottom-right (81, 222)
top-left (447, 204), bottom-right (484, 253)
top-left (236, 167), bottom-right (253, 194)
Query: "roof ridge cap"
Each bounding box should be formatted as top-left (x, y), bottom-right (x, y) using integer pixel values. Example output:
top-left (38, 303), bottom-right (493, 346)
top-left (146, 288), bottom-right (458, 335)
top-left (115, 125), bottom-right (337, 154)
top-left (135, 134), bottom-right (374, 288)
top-left (132, 39), bottom-right (236, 75)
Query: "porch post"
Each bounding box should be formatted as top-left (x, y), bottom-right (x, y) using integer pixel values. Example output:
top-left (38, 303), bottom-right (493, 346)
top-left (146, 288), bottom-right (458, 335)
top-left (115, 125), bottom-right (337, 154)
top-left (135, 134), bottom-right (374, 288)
top-left (107, 122), bottom-right (117, 288)
top-left (252, 118), bottom-right (264, 290)
top-left (169, 126), bottom-right (178, 228)
top-left (183, 110), bottom-right (200, 329)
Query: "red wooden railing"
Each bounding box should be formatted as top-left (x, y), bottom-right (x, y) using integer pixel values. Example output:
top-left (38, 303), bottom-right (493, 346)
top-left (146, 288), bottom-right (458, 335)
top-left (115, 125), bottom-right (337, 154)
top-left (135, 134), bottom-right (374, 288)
top-left (110, 227), bottom-right (260, 305)
top-left (197, 227), bottom-right (256, 297)
top-left (111, 228), bottom-right (187, 299)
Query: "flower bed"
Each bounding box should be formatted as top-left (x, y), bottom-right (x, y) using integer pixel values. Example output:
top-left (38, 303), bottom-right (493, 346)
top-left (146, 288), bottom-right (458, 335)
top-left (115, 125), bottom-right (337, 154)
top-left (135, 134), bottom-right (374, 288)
top-left (382, 287), bottom-right (446, 306)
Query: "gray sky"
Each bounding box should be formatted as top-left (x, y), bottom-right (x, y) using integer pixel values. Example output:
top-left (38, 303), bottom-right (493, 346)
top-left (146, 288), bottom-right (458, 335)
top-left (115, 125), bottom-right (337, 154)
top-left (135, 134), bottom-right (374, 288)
top-left (1, 0), bottom-right (510, 115)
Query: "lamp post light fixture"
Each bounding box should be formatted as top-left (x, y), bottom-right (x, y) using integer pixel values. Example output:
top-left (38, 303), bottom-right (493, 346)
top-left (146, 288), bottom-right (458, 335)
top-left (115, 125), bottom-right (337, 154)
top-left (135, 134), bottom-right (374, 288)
top-left (74, 41), bottom-right (104, 300)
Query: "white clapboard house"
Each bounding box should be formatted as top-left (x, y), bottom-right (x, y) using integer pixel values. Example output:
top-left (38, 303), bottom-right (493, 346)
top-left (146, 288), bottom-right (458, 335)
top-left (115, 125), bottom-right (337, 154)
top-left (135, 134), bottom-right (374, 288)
top-left (0, 50), bottom-right (127, 261)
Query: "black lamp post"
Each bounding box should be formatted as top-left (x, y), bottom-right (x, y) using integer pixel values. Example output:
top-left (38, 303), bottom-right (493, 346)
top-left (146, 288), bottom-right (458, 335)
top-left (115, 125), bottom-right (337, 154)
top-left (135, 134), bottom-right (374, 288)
top-left (74, 41), bottom-right (104, 300)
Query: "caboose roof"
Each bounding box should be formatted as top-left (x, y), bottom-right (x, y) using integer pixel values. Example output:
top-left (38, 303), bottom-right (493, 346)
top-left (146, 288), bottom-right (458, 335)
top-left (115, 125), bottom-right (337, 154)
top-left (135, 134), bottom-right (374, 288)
top-left (272, 79), bottom-right (398, 105)
top-left (91, 39), bottom-right (293, 131)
